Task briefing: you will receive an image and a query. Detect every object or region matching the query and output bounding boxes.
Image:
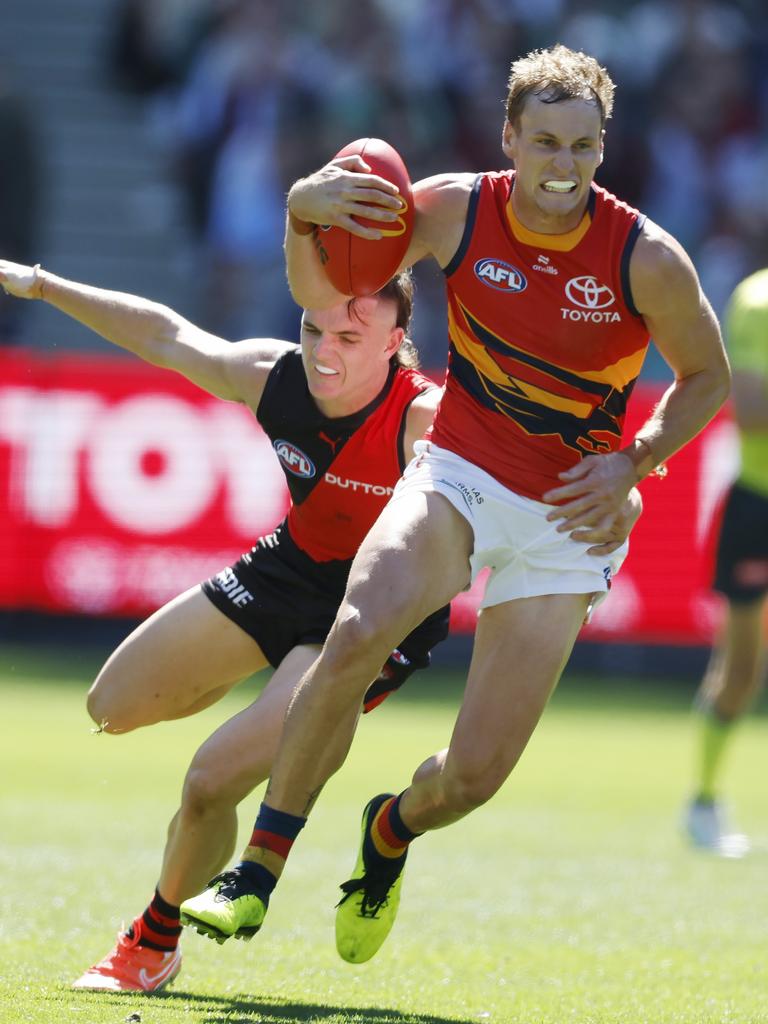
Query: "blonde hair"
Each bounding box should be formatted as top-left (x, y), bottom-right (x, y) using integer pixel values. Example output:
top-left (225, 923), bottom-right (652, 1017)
top-left (506, 44), bottom-right (615, 130)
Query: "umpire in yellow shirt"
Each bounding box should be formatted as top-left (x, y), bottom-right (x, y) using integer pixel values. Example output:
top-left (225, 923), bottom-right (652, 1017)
top-left (685, 268), bottom-right (768, 856)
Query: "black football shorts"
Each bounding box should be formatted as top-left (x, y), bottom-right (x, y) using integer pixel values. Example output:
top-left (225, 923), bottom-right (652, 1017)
top-left (202, 522), bottom-right (450, 711)
top-left (713, 483), bottom-right (768, 603)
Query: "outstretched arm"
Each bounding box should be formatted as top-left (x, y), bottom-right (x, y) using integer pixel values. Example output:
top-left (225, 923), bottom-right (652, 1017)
top-left (544, 221), bottom-right (731, 524)
top-left (0, 260), bottom-right (292, 406)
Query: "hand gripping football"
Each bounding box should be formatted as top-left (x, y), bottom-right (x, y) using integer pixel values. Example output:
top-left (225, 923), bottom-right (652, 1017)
top-left (318, 138), bottom-right (414, 296)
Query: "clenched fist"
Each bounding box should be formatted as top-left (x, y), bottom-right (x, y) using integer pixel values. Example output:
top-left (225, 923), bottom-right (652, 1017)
top-left (0, 260), bottom-right (43, 299)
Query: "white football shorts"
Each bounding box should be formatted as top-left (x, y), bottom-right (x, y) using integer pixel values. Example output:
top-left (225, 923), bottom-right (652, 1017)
top-left (393, 441), bottom-right (628, 610)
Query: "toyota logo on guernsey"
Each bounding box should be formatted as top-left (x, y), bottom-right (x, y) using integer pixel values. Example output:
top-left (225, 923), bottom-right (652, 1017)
top-left (274, 439), bottom-right (315, 477)
top-left (562, 276), bottom-right (621, 323)
top-left (474, 258), bottom-right (527, 293)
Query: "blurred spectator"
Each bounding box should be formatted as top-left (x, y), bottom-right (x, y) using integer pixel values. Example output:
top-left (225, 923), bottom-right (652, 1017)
top-left (110, 0), bottom-right (212, 95)
top-left (160, 1), bottom-right (319, 338)
top-left (0, 64), bottom-right (43, 344)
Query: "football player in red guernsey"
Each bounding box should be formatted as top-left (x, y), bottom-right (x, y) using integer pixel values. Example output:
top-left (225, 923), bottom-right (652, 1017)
top-left (179, 45), bottom-right (719, 962)
top-left (1, 260), bottom-right (492, 990)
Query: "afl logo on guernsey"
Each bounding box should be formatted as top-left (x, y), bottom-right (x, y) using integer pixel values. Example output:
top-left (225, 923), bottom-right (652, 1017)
top-left (274, 439), bottom-right (316, 478)
top-left (474, 258), bottom-right (527, 293)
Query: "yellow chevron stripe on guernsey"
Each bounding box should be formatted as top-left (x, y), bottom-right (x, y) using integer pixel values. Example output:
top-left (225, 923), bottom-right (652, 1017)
top-left (448, 308), bottom-right (511, 388)
top-left (449, 307), bottom-right (592, 417)
top-left (511, 377), bottom-right (593, 417)
top-left (583, 347), bottom-right (647, 390)
top-left (451, 301), bottom-right (646, 394)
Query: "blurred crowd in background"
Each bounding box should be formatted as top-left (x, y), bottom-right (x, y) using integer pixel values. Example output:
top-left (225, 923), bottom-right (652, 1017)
top-left (0, 66), bottom-right (43, 342)
top-left (2, 0), bottom-right (767, 366)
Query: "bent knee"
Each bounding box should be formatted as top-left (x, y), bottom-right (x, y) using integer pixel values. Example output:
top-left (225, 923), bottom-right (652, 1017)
top-left (85, 682), bottom-right (137, 734)
top-left (333, 605), bottom-right (391, 650)
top-left (325, 607), bottom-right (394, 674)
top-left (182, 761), bottom-right (238, 818)
top-left (86, 663), bottom-right (171, 733)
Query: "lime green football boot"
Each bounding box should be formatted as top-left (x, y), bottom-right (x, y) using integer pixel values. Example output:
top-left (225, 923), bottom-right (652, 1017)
top-left (180, 869), bottom-right (267, 943)
top-left (335, 794), bottom-right (407, 964)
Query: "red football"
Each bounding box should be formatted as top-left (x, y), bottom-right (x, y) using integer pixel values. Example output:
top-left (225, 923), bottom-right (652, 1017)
top-left (318, 138), bottom-right (414, 297)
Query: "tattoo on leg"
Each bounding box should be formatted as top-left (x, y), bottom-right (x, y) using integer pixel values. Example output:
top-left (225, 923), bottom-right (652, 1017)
top-left (303, 786), bottom-right (324, 816)
top-left (261, 781), bottom-right (323, 816)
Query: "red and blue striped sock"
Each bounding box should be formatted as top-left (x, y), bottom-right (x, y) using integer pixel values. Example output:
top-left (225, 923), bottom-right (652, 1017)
top-left (236, 803), bottom-right (306, 899)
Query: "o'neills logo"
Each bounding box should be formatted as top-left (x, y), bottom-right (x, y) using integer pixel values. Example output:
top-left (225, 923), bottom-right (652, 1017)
top-left (561, 275), bottom-right (621, 323)
top-left (474, 257), bottom-right (527, 293)
top-left (325, 472), bottom-right (394, 496)
top-left (274, 439), bottom-right (315, 478)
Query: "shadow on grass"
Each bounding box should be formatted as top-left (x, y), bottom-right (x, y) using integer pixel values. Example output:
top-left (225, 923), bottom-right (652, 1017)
top-left (69, 987), bottom-right (476, 1023)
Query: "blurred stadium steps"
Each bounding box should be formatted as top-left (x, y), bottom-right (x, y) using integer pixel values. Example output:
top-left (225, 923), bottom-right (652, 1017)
top-left (3, 0), bottom-right (196, 350)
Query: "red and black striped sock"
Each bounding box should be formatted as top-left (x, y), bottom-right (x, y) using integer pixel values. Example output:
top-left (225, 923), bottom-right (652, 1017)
top-left (134, 888), bottom-right (181, 952)
top-left (237, 803), bottom-right (307, 899)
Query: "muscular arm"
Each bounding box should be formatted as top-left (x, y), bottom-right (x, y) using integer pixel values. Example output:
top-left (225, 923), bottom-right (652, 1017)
top-left (402, 384), bottom-right (442, 459)
top-left (283, 161), bottom-right (472, 308)
top-left (0, 259), bottom-right (293, 406)
top-left (544, 221), bottom-right (731, 522)
top-left (284, 154), bottom-right (405, 309)
top-left (402, 174), bottom-right (473, 271)
top-left (622, 222), bottom-right (731, 473)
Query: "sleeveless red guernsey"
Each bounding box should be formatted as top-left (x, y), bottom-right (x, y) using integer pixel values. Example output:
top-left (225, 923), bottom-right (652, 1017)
top-left (429, 171), bottom-right (650, 499)
top-left (257, 349), bottom-right (435, 562)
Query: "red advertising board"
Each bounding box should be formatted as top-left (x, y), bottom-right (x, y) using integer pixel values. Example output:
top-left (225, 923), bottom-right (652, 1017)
top-left (0, 348), bottom-right (737, 642)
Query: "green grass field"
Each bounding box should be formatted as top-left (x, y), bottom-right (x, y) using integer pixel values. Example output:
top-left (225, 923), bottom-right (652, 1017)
top-left (0, 643), bottom-right (765, 1024)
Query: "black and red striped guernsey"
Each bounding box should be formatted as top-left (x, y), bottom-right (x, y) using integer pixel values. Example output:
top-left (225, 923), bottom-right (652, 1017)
top-left (257, 348), bottom-right (435, 562)
top-left (429, 171), bottom-right (651, 499)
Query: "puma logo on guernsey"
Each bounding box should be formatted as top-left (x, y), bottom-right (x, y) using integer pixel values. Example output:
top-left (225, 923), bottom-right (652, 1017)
top-left (325, 472), bottom-right (394, 497)
top-left (318, 431), bottom-right (343, 455)
top-left (214, 567), bottom-right (254, 608)
top-left (474, 257), bottom-right (527, 293)
top-left (274, 439), bottom-right (316, 477)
